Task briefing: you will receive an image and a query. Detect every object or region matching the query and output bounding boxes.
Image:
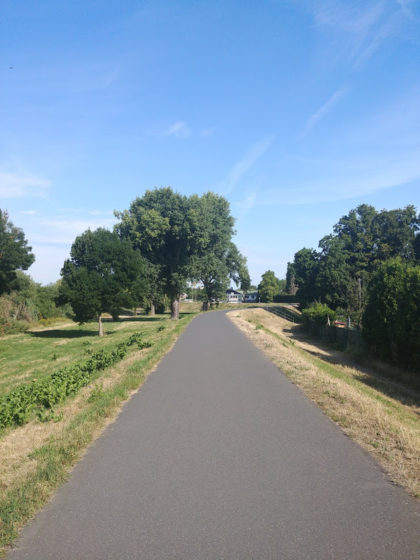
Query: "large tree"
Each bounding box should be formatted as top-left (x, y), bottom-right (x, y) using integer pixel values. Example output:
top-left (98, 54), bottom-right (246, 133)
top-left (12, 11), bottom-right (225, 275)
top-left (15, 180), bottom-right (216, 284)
top-left (116, 188), bottom-right (249, 318)
top-left (58, 228), bottom-right (147, 335)
top-left (258, 270), bottom-right (281, 303)
top-left (187, 193), bottom-right (250, 309)
top-left (0, 210), bottom-right (35, 295)
top-left (116, 188), bottom-right (196, 319)
top-left (363, 258), bottom-right (420, 370)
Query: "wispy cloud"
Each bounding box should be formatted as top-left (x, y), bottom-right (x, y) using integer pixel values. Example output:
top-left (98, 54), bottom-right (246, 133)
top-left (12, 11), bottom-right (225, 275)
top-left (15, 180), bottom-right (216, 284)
top-left (396, 0), bottom-right (420, 20)
top-left (163, 121), bottom-right (191, 138)
top-left (304, 0), bottom-right (407, 66)
top-left (255, 148), bottom-right (420, 205)
top-left (219, 137), bottom-right (274, 195)
top-left (0, 171), bottom-right (51, 198)
top-left (20, 210), bottom-right (38, 216)
top-left (301, 88), bottom-right (347, 137)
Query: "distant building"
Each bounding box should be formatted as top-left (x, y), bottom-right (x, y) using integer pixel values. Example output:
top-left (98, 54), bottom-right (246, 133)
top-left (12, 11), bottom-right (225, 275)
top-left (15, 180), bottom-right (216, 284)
top-left (243, 291), bottom-right (258, 303)
top-left (226, 288), bottom-right (243, 303)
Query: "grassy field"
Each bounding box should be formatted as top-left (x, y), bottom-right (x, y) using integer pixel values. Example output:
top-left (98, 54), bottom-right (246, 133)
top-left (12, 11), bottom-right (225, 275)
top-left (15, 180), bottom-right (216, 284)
top-left (0, 315), bottom-right (172, 395)
top-left (0, 310), bottom-right (197, 556)
top-left (228, 308), bottom-right (420, 498)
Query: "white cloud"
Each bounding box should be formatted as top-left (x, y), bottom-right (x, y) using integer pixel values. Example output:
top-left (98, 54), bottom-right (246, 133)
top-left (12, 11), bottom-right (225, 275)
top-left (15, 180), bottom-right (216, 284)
top-left (302, 88), bottom-right (347, 136)
top-left (20, 210), bottom-right (38, 215)
top-left (163, 121), bottom-right (191, 138)
top-left (218, 137), bottom-right (274, 195)
top-left (0, 172), bottom-right (51, 198)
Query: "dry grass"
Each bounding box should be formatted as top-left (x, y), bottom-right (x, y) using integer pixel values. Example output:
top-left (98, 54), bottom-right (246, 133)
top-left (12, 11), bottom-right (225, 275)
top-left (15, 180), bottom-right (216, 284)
top-left (228, 308), bottom-right (420, 498)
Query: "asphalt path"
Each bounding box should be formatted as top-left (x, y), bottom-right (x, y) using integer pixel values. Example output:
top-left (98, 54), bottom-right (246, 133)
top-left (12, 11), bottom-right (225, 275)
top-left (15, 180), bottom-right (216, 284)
top-left (8, 311), bottom-right (420, 559)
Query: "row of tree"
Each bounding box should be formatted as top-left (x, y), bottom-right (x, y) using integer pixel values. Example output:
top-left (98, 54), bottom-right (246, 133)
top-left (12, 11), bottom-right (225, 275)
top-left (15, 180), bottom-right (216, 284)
top-left (57, 188), bottom-right (250, 333)
top-left (286, 204), bottom-right (420, 369)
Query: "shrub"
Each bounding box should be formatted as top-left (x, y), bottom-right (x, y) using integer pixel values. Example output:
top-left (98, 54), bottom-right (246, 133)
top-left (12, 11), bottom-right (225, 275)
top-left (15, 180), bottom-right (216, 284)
top-left (301, 302), bottom-right (336, 329)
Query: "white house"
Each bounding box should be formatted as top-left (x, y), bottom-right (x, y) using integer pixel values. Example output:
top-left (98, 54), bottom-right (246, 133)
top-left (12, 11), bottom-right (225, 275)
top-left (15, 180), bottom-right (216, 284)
top-left (226, 288), bottom-right (243, 303)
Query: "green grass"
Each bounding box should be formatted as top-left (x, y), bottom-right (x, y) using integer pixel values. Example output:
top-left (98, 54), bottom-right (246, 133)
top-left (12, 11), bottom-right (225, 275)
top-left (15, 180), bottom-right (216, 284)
top-left (0, 312), bottom-right (196, 556)
top-left (0, 315), bottom-right (172, 396)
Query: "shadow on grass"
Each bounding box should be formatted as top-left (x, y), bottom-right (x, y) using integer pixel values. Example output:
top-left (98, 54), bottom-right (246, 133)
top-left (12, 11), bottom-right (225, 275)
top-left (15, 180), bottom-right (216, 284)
top-left (103, 316), bottom-right (166, 323)
top-left (29, 329), bottom-right (104, 339)
top-left (283, 323), bottom-right (420, 404)
top-left (353, 373), bottom-right (420, 410)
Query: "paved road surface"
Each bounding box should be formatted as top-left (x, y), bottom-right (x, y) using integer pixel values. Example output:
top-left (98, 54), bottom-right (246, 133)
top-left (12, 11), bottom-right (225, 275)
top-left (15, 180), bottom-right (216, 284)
top-left (8, 312), bottom-right (420, 559)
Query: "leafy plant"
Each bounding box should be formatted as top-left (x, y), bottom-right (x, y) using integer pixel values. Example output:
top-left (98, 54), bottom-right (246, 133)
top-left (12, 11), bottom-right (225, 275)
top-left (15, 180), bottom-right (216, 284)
top-left (0, 332), bottom-right (152, 431)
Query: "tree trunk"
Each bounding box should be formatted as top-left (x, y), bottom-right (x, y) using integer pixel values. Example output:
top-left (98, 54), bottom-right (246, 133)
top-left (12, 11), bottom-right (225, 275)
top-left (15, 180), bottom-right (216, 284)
top-left (202, 301), bottom-right (209, 311)
top-left (98, 313), bottom-right (104, 336)
top-left (149, 302), bottom-right (156, 316)
top-left (171, 298), bottom-right (179, 320)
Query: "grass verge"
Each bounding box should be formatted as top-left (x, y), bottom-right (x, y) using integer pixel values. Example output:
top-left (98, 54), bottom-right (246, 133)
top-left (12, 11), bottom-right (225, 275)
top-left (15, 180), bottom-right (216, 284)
top-left (228, 308), bottom-right (419, 498)
top-left (0, 313), bottom-right (196, 556)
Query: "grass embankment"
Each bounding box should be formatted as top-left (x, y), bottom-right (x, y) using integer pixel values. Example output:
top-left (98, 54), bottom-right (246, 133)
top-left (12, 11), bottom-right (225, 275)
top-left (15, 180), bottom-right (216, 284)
top-left (228, 308), bottom-right (420, 498)
top-left (0, 311), bottom-right (196, 556)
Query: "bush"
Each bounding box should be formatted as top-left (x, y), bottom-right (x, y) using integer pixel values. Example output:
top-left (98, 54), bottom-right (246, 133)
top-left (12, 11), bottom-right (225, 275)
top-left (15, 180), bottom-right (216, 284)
top-left (301, 302), bottom-right (336, 329)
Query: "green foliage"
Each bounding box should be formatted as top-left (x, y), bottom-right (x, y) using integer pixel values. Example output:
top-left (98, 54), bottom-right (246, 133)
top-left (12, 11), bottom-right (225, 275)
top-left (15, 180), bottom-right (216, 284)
top-left (290, 204), bottom-right (420, 322)
top-left (0, 210), bottom-right (35, 295)
top-left (362, 258), bottom-right (420, 370)
top-left (116, 188), bottom-right (192, 309)
top-left (0, 274), bottom-right (71, 334)
top-left (116, 189), bottom-right (250, 314)
top-left (301, 302), bottom-right (336, 329)
top-left (58, 228), bottom-right (147, 326)
top-left (0, 332), bottom-right (153, 431)
top-left (258, 270), bottom-right (281, 303)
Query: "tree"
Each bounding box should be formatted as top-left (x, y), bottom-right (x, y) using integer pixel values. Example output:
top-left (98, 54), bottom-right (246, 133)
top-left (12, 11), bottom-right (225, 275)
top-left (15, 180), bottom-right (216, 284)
top-left (116, 188), bottom-right (196, 319)
top-left (258, 270), bottom-right (281, 303)
top-left (292, 248), bottom-right (320, 307)
top-left (225, 242), bottom-right (251, 291)
top-left (0, 210), bottom-right (35, 295)
top-left (289, 204), bottom-right (420, 319)
top-left (188, 193), bottom-right (250, 309)
top-left (58, 229), bottom-right (147, 335)
top-left (363, 258), bottom-right (420, 370)
top-left (116, 189), bottom-right (249, 317)
top-left (286, 263), bottom-right (298, 295)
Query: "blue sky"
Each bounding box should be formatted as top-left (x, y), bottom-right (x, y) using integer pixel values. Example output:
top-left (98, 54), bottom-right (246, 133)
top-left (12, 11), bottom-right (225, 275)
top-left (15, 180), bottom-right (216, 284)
top-left (1, 0), bottom-right (420, 285)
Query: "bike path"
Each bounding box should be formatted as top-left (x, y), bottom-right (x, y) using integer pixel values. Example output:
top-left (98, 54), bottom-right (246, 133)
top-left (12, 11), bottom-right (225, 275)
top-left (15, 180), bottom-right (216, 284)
top-left (8, 311), bottom-right (420, 559)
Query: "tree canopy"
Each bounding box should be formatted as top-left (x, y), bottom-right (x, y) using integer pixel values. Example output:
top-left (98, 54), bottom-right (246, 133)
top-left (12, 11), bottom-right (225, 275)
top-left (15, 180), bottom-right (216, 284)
top-left (0, 210), bottom-right (35, 295)
top-left (116, 188), bottom-right (249, 316)
top-left (58, 228), bottom-right (147, 335)
top-left (287, 204), bottom-right (420, 321)
top-left (258, 270), bottom-right (281, 303)
top-left (363, 258), bottom-right (420, 370)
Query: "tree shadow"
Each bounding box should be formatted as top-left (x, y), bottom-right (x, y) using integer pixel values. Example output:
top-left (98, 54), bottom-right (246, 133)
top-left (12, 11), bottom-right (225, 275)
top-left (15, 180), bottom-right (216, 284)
top-left (29, 329), bottom-right (100, 339)
top-left (353, 372), bottom-right (420, 410)
top-left (103, 316), bottom-right (166, 323)
top-left (280, 322), bottom-right (420, 406)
